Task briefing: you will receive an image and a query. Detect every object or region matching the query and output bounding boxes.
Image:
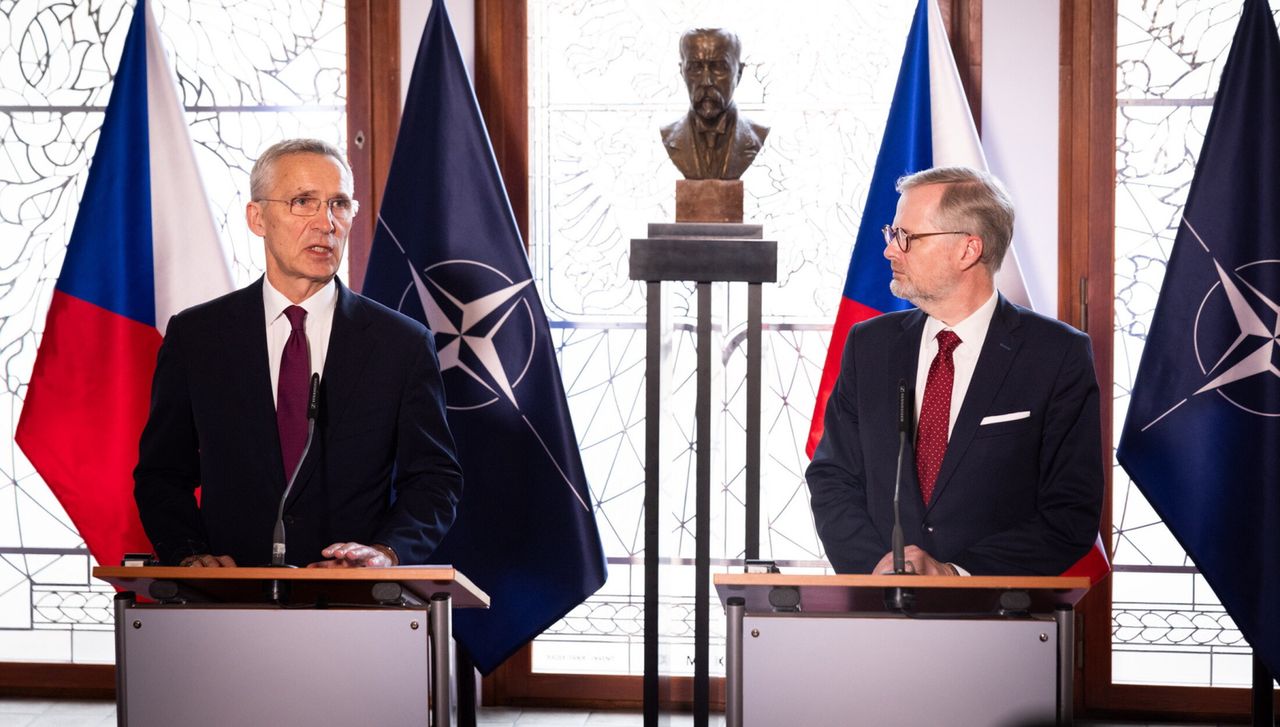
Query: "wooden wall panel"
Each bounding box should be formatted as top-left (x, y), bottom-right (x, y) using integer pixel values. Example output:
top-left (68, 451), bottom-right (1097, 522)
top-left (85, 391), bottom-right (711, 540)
top-left (345, 0), bottom-right (401, 291)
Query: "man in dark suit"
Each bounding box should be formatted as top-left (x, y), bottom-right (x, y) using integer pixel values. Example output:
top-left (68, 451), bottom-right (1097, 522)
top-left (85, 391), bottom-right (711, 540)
top-left (659, 28), bottom-right (768, 180)
top-left (807, 166), bottom-right (1102, 576)
top-left (134, 138), bottom-right (463, 568)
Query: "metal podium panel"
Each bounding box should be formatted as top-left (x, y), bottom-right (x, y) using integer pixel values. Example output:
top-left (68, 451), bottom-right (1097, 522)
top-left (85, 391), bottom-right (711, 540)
top-left (121, 606), bottom-right (429, 726)
top-left (742, 614), bottom-right (1057, 727)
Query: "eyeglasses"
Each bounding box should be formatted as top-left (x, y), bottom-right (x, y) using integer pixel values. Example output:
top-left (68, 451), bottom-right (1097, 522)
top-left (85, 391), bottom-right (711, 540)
top-left (881, 225), bottom-right (970, 253)
top-left (257, 196), bottom-right (360, 220)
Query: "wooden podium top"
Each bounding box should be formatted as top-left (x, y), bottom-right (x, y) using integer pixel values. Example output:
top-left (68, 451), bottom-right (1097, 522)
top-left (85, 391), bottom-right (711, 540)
top-left (94, 565), bottom-right (489, 608)
top-left (714, 573), bottom-right (1090, 615)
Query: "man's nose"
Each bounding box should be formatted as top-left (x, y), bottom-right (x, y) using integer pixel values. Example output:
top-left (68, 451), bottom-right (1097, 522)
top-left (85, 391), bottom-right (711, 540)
top-left (883, 241), bottom-right (898, 261)
top-left (313, 206), bottom-right (337, 231)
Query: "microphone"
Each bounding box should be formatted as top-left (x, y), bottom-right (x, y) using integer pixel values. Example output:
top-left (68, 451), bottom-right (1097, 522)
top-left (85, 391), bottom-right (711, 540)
top-left (885, 378), bottom-right (916, 613)
top-left (891, 378), bottom-right (909, 575)
top-left (271, 373), bottom-right (321, 568)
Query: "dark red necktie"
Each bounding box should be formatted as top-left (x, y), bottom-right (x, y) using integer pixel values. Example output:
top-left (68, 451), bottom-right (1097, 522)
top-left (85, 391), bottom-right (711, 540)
top-left (916, 329), bottom-right (961, 504)
top-left (277, 305), bottom-right (310, 479)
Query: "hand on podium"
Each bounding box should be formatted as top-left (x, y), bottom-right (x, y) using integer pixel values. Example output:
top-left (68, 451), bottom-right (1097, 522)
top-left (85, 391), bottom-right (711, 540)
top-left (307, 542), bottom-right (397, 568)
top-left (179, 554), bottom-right (238, 567)
top-left (873, 545), bottom-right (958, 576)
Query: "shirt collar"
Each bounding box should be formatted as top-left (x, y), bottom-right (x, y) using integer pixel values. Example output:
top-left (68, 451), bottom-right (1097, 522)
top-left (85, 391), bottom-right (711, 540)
top-left (263, 277), bottom-right (338, 325)
top-left (923, 288), bottom-right (999, 351)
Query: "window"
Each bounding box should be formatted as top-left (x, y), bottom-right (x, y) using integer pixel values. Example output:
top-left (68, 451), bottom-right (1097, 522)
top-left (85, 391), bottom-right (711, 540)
top-left (1111, 0), bottom-right (1280, 688)
top-left (523, 0), bottom-right (918, 677)
top-left (0, 0), bottom-right (347, 663)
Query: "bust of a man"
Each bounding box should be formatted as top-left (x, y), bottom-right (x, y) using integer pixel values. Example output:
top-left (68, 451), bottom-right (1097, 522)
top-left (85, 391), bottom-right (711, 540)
top-left (660, 28), bottom-right (769, 180)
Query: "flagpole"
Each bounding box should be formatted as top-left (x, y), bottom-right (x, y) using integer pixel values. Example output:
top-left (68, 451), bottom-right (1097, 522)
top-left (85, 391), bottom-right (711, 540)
top-left (1254, 653), bottom-right (1275, 727)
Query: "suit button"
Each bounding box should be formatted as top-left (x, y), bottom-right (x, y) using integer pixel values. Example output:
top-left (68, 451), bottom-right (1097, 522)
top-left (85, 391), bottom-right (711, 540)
top-left (284, 515), bottom-right (295, 525)
top-left (925, 525), bottom-right (935, 534)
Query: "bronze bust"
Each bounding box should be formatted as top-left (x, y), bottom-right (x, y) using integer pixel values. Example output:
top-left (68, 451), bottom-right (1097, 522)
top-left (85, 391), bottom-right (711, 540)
top-left (660, 28), bottom-right (769, 180)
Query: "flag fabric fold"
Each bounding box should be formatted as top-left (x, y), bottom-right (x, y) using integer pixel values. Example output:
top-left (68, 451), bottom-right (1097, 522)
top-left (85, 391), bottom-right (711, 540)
top-left (1117, 0), bottom-right (1280, 678)
top-left (361, 1), bottom-right (607, 674)
top-left (806, 0), bottom-right (1030, 458)
top-left (16, 0), bottom-right (232, 570)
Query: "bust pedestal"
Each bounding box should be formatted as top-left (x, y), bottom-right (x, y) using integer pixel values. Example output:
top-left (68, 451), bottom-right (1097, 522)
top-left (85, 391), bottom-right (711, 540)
top-left (676, 179), bottom-right (744, 223)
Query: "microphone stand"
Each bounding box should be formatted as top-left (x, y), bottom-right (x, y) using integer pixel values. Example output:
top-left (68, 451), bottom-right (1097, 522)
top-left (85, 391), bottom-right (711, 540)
top-left (269, 374), bottom-right (320, 604)
top-left (886, 379), bottom-right (915, 613)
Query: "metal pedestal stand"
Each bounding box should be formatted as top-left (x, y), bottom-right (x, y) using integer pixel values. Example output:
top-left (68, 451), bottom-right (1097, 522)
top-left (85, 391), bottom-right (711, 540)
top-left (629, 222), bottom-right (777, 726)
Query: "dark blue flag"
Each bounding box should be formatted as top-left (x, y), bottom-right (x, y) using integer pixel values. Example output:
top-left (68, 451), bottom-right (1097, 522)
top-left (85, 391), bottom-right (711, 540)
top-left (362, 1), bottom-right (607, 674)
top-left (1117, 0), bottom-right (1280, 679)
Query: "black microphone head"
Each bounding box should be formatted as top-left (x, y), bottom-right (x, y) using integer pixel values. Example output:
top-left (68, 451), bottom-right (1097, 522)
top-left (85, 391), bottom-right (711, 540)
top-left (307, 373), bottom-right (321, 420)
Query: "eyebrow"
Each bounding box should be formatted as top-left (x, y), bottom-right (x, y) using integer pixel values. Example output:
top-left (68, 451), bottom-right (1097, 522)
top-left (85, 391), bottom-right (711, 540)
top-left (285, 189), bottom-right (352, 199)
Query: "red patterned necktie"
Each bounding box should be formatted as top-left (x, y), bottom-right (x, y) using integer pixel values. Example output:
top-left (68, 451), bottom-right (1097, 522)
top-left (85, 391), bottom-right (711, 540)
top-left (277, 305), bottom-right (310, 479)
top-left (916, 329), bottom-right (961, 504)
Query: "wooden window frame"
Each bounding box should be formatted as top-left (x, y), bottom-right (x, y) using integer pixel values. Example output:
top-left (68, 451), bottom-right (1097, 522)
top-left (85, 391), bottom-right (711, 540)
top-left (472, 0), bottom-right (990, 711)
top-left (1061, 0), bottom-right (1272, 721)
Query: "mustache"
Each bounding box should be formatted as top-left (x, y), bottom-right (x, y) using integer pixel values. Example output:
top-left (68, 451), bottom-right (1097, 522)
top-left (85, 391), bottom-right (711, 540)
top-left (693, 87), bottom-right (725, 105)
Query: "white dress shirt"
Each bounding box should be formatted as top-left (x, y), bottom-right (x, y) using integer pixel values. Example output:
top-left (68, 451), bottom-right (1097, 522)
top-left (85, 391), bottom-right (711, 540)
top-left (913, 288), bottom-right (1000, 440)
top-left (264, 279), bottom-right (337, 406)
top-left (912, 289), bottom-right (999, 575)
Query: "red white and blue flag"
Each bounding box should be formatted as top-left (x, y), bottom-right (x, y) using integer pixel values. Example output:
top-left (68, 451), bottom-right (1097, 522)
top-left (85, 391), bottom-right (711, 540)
top-left (806, 0), bottom-right (1030, 457)
top-left (16, 0), bottom-right (233, 570)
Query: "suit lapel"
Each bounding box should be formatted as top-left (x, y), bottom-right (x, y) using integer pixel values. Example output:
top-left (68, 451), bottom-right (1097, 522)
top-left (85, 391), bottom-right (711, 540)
top-left (284, 280), bottom-right (375, 510)
top-left (220, 279), bottom-right (287, 494)
top-left (926, 295), bottom-right (1023, 512)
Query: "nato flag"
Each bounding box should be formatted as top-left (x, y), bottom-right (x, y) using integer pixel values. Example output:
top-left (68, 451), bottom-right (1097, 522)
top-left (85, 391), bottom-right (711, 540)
top-left (361, 1), bottom-right (607, 674)
top-left (1117, 0), bottom-right (1280, 679)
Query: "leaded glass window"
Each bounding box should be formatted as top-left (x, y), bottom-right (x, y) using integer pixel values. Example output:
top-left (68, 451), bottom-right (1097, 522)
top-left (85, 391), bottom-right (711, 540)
top-left (526, 0), bottom-right (917, 676)
top-left (0, 0), bottom-right (346, 663)
top-left (1113, 0), bottom-right (1280, 687)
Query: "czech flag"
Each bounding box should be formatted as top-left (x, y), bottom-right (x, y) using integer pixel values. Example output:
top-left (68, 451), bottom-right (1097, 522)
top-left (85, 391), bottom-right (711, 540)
top-left (16, 0), bottom-right (233, 570)
top-left (805, 0), bottom-right (1031, 458)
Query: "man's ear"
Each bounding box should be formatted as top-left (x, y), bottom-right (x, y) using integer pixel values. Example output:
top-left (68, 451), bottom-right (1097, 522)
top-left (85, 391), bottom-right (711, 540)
top-left (736, 61), bottom-right (745, 84)
top-left (958, 234), bottom-right (985, 271)
top-left (246, 201), bottom-right (265, 237)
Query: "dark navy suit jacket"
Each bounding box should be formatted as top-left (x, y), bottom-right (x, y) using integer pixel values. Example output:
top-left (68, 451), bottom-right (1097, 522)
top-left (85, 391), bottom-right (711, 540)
top-left (134, 278), bottom-right (463, 566)
top-left (807, 295), bottom-right (1103, 575)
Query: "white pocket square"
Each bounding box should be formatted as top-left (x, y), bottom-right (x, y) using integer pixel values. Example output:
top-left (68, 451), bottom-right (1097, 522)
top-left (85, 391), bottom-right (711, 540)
top-left (980, 411), bottom-right (1030, 425)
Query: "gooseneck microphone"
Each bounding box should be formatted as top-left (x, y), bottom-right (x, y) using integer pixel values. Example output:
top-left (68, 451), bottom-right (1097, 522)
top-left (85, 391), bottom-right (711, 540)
top-left (271, 373), bottom-right (321, 568)
top-left (885, 378), bottom-right (916, 613)
top-left (892, 378), bottom-right (910, 575)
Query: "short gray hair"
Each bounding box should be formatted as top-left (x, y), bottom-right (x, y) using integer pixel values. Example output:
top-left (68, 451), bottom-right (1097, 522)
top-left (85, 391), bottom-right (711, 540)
top-left (896, 166), bottom-right (1015, 271)
top-left (249, 138), bottom-right (350, 200)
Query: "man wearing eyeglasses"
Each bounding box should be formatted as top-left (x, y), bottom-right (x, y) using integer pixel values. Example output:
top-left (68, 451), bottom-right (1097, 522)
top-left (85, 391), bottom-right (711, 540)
top-left (807, 166), bottom-right (1103, 576)
top-left (134, 138), bottom-right (463, 568)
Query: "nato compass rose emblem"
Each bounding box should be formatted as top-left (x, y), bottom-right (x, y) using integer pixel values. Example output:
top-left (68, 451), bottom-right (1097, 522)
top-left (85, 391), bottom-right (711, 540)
top-left (395, 259), bottom-right (537, 412)
top-left (1141, 219), bottom-right (1280, 431)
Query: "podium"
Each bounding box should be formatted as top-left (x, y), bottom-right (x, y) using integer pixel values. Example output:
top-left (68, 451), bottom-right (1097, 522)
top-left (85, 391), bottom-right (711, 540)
top-left (95, 566), bottom-right (488, 727)
top-left (715, 573), bottom-right (1090, 727)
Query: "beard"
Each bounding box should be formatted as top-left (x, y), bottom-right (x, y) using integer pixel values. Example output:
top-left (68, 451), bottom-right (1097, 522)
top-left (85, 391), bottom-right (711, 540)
top-left (890, 274), bottom-right (957, 311)
top-left (889, 277), bottom-right (924, 303)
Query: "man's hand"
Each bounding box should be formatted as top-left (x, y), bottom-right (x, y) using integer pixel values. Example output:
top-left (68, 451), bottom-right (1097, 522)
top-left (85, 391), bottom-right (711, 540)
top-left (307, 542), bottom-right (397, 568)
top-left (872, 545), bottom-right (958, 576)
top-left (180, 554), bottom-right (237, 567)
